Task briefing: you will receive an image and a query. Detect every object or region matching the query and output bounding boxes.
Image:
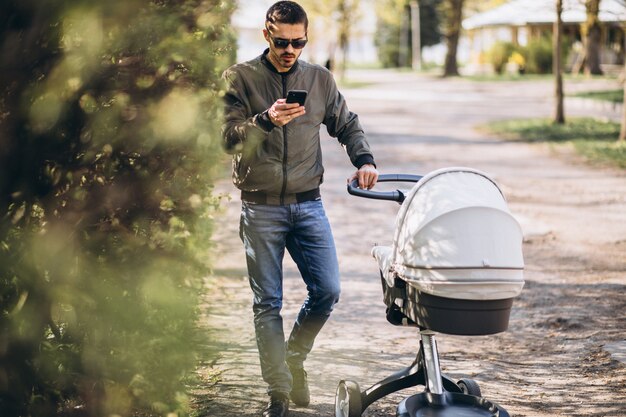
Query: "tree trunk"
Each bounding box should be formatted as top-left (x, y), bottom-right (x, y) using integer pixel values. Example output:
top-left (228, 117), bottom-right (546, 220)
top-left (336, 0), bottom-right (359, 81)
top-left (411, 0), bottom-right (422, 71)
top-left (554, 0), bottom-right (565, 124)
top-left (619, 26), bottom-right (626, 142)
top-left (584, 0), bottom-right (603, 76)
top-left (619, 78), bottom-right (626, 142)
top-left (442, 0), bottom-right (464, 77)
top-left (399, 5), bottom-right (410, 67)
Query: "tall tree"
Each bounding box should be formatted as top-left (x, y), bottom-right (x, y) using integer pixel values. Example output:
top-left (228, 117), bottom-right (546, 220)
top-left (298, 0), bottom-right (335, 65)
top-left (299, 0), bottom-right (360, 78)
top-left (555, 0), bottom-right (565, 124)
top-left (411, 1), bottom-right (422, 70)
top-left (583, 0), bottom-right (604, 75)
top-left (0, 1), bottom-right (234, 415)
top-left (400, 3), bottom-right (411, 67)
top-left (337, 0), bottom-right (361, 79)
top-left (374, 0), bottom-right (441, 68)
top-left (619, 19), bottom-right (626, 142)
top-left (440, 0), bottom-right (465, 76)
top-left (620, 77), bottom-right (626, 141)
top-left (615, 0), bottom-right (626, 141)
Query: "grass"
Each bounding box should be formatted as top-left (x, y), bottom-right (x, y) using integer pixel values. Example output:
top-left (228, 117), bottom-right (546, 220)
top-left (466, 73), bottom-right (553, 82)
top-left (465, 73), bottom-right (618, 82)
top-left (485, 117), bottom-right (626, 169)
top-left (345, 61), bottom-right (384, 70)
top-left (337, 79), bottom-right (376, 89)
top-left (572, 89), bottom-right (623, 104)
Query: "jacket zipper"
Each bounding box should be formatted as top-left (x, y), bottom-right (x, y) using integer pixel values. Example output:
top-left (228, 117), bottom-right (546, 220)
top-left (280, 75), bottom-right (288, 205)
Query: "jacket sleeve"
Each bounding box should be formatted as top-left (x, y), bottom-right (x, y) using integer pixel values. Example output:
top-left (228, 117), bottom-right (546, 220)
top-left (221, 68), bottom-right (275, 155)
top-left (323, 75), bottom-right (376, 168)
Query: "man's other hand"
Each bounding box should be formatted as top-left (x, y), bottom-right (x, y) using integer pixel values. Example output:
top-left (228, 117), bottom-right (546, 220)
top-left (348, 164), bottom-right (378, 190)
top-left (268, 99), bottom-right (306, 127)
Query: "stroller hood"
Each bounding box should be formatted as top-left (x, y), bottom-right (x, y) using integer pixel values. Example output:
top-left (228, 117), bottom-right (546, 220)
top-left (373, 167), bottom-right (524, 301)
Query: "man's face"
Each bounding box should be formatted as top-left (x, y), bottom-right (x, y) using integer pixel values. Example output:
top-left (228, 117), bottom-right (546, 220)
top-left (263, 22), bottom-right (307, 72)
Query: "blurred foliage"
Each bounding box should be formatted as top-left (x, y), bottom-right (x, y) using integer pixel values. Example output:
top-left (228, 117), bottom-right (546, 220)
top-left (517, 34), bottom-right (569, 76)
top-left (508, 52), bottom-right (526, 72)
top-left (374, 0), bottom-right (442, 68)
top-left (487, 41), bottom-right (516, 74)
top-left (523, 36), bottom-right (555, 74)
top-left (299, 0), bottom-right (361, 78)
top-left (485, 117), bottom-right (625, 168)
top-left (0, 0), bottom-right (235, 416)
top-left (484, 35), bottom-right (571, 76)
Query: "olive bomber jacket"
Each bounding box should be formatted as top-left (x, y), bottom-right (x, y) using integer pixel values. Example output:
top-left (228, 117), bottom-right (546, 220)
top-left (222, 49), bottom-right (375, 200)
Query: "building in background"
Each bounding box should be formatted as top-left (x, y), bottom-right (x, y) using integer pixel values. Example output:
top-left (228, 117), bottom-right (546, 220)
top-left (462, 0), bottom-right (626, 74)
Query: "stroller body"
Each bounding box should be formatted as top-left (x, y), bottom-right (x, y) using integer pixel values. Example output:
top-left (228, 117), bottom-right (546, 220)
top-left (335, 167), bottom-right (524, 417)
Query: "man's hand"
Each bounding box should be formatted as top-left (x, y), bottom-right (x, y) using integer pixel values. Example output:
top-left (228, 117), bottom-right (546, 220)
top-left (268, 99), bottom-right (306, 127)
top-left (348, 164), bottom-right (378, 190)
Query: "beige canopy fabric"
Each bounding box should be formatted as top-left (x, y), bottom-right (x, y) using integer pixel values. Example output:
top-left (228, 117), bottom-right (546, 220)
top-left (372, 167), bottom-right (525, 301)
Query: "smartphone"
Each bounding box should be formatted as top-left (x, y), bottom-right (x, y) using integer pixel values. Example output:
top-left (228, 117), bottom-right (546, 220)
top-left (286, 90), bottom-right (308, 106)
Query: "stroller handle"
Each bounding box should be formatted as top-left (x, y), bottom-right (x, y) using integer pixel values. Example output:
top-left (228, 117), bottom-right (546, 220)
top-left (347, 174), bottom-right (423, 204)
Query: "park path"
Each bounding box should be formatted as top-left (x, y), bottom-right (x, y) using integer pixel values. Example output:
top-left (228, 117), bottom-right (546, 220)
top-left (194, 71), bottom-right (626, 417)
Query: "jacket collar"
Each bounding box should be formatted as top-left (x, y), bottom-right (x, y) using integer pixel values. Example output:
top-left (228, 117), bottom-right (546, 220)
top-left (261, 48), bottom-right (300, 75)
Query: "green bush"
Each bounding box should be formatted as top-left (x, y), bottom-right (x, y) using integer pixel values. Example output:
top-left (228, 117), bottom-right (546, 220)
top-left (0, 1), bottom-right (235, 416)
top-left (524, 36), bottom-right (554, 74)
top-left (375, 18), bottom-right (402, 68)
top-left (487, 41), bottom-right (517, 74)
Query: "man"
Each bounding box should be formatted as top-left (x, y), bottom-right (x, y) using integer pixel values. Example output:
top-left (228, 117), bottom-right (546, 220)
top-left (222, 2), bottom-right (378, 416)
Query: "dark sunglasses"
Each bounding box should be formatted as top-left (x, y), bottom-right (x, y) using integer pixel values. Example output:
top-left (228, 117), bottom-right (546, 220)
top-left (269, 35), bottom-right (308, 49)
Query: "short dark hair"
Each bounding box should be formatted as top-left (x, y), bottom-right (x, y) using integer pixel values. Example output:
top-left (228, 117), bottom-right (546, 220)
top-left (266, 1), bottom-right (308, 31)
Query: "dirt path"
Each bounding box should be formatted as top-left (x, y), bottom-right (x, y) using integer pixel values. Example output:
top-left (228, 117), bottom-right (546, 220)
top-left (194, 71), bottom-right (626, 417)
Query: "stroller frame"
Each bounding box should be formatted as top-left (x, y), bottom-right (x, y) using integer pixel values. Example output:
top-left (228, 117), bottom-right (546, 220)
top-left (335, 173), bottom-right (517, 417)
top-left (336, 329), bottom-right (510, 417)
top-left (351, 331), bottom-right (458, 409)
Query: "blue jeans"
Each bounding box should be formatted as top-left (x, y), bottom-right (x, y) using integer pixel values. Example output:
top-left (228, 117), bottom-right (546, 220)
top-left (239, 199), bottom-right (341, 395)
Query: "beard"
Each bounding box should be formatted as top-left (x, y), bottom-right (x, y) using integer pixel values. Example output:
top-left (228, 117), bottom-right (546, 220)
top-left (267, 47), bottom-right (300, 72)
top-left (280, 52), bottom-right (297, 67)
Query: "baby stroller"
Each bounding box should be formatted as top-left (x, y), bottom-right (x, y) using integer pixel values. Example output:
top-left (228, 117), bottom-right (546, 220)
top-left (335, 167), bottom-right (525, 417)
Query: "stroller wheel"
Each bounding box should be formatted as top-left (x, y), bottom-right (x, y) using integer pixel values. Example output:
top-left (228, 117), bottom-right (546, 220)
top-left (457, 378), bottom-right (482, 397)
top-left (335, 380), bottom-right (362, 417)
